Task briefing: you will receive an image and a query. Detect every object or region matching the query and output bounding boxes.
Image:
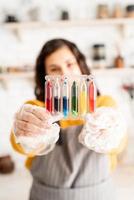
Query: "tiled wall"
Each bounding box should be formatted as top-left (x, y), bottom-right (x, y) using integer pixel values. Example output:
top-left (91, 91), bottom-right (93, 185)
top-left (0, 0), bottom-right (134, 166)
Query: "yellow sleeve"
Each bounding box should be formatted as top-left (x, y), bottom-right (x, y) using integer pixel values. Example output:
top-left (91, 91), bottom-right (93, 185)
top-left (97, 95), bottom-right (128, 170)
top-left (96, 95), bottom-right (117, 108)
top-left (10, 131), bottom-right (28, 155)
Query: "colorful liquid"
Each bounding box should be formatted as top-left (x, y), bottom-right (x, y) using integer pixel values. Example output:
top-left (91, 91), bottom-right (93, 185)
top-left (63, 96), bottom-right (69, 117)
top-left (45, 75), bottom-right (96, 117)
top-left (80, 80), bottom-right (87, 115)
top-left (46, 81), bottom-right (53, 112)
top-left (71, 81), bottom-right (78, 117)
top-left (89, 81), bottom-right (96, 112)
top-left (46, 98), bottom-right (52, 112)
top-left (80, 91), bottom-right (87, 115)
top-left (89, 99), bottom-right (95, 113)
top-left (54, 96), bottom-right (61, 112)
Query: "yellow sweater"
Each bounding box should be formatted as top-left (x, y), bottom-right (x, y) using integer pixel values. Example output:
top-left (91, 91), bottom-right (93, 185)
top-left (10, 95), bottom-right (127, 170)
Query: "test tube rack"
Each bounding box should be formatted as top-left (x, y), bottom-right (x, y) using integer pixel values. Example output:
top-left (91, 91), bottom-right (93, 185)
top-left (45, 75), bottom-right (96, 119)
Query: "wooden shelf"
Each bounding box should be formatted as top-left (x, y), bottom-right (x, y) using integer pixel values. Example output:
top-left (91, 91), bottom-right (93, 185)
top-left (92, 68), bottom-right (134, 77)
top-left (0, 72), bottom-right (34, 80)
top-left (0, 68), bottom-right (133, 80)
top-left (1, 18), bottom-right (134, 30)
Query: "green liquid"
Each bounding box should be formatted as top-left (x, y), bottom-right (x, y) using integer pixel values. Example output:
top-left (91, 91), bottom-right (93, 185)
top-left (71, 96), bottom-right (78, 116)
top-left (71, 81), bottom-right (78, 117)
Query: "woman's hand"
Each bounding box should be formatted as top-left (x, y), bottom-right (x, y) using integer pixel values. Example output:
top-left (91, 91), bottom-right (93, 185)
top-left (13, 104), bottom-right (63, 155)
top-left (78, 107), bottom-right (127, 153)
top-left (14, 104), bottom-right (63, 137)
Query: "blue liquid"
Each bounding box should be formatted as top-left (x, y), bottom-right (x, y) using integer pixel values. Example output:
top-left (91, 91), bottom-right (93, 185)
top-left (63, 96), bottom-right (69, 117)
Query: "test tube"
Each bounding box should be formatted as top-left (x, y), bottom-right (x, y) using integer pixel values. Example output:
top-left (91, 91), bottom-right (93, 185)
top-left (71, 81), bottom-right (78, 117)
top-left (53, 78), bottom-right (61, 113)
top-left (88, 79), bottom-right (96, 113)
top-left (45, 79), bottom-right (53, 112)
top-left (62, 77), bottom-right (69, 117)
top-left (80, 78), bottom-right (87, 116)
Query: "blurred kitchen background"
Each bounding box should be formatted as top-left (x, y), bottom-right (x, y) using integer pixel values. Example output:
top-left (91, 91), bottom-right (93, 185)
top-left (0, 0), bottom-right (134, 199)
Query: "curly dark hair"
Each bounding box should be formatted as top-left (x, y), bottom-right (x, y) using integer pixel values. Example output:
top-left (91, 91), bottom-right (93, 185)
top-left (35, 38), bottom-right (99, 101)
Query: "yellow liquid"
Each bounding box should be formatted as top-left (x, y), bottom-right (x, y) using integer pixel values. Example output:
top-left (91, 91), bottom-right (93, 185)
top-left (80, 91), bottom-right (87, 116)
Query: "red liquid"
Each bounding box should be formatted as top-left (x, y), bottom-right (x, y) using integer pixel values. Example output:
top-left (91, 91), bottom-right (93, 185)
top-left (89, 81), bottom-right (96, 113)
top-left (89, 99), bottom-right (95, 113)
top-left (46, 98), bottom-right (52, 112)
top-left (46, 81), bottom-right (52, 112)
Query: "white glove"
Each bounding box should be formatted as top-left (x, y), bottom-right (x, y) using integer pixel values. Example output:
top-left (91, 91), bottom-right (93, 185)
top-left (78, 107), bottom-right (127, 153)
top-left (13, 104), bottom-right (63, 156)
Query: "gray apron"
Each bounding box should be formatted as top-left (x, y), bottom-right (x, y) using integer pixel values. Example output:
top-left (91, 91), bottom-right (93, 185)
top-left (29, 125), bottom-right (116, 200)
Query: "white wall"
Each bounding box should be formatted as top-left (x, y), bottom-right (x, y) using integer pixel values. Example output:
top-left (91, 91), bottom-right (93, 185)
top-left (0, 0), bottom-right (134, 66)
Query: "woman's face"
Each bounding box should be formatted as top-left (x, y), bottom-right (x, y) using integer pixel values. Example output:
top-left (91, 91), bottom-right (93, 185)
top-left (45, 46), bottom-right (81, 75)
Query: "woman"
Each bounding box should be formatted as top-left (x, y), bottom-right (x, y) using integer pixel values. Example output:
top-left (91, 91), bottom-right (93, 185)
top-left (10, 38), bottom-right (127, 200)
